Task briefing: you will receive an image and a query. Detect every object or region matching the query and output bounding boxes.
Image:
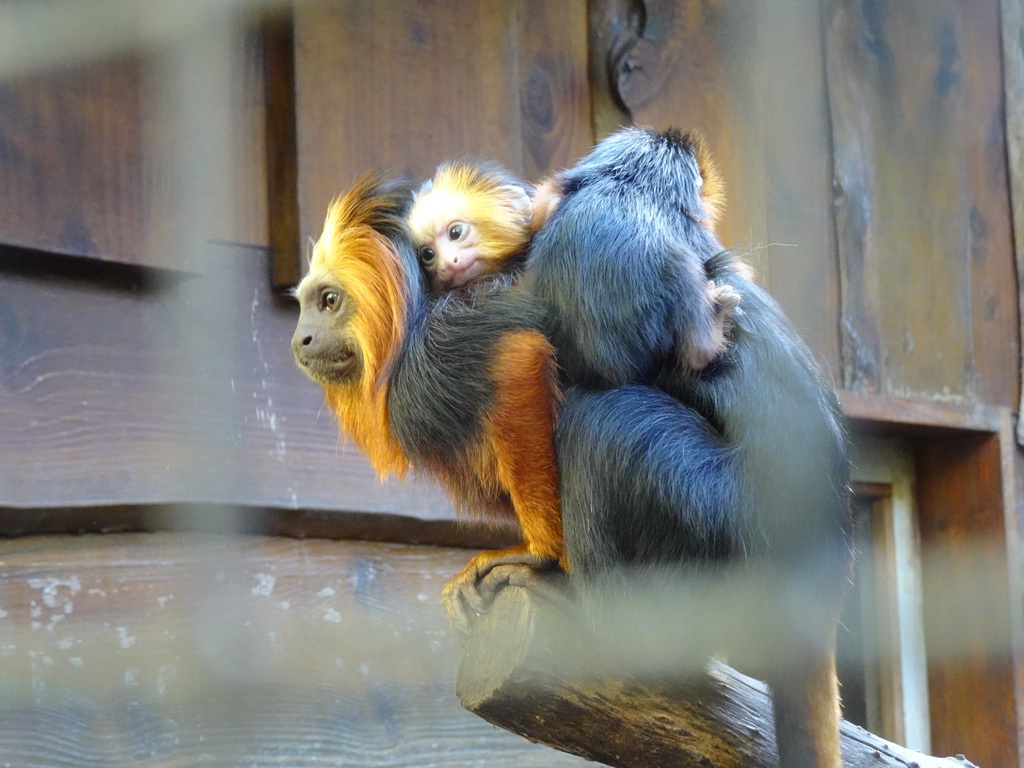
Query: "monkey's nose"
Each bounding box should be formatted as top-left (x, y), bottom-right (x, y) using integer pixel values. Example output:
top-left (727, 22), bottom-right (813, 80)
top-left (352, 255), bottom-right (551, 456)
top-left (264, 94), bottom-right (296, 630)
top-left (291, 331), bottom-right (314, 355)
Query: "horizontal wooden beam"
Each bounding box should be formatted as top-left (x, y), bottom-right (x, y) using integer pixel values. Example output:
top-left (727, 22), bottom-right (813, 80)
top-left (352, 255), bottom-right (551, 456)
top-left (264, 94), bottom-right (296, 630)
top-left (838, 390), bottom-right (1011, 434)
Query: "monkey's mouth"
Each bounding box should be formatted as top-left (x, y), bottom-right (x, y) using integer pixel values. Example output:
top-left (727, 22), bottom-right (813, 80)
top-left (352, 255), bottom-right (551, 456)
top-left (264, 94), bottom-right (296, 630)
top-left (298, 346), bottom-right (359, 383)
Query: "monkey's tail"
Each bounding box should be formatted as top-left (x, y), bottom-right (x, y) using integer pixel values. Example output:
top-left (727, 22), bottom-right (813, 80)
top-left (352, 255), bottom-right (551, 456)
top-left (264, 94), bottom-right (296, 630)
top-left (770, 643), bottom-right (843, 768)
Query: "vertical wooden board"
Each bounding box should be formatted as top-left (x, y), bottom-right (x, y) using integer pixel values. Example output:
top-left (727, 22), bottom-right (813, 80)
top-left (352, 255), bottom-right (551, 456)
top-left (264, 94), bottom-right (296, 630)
top-left (826, 1), bottom-right (977, 399)
top-left (0, 38), bottom-right (268, 269)
top-left (517, 0), bottom-right (593, 178)
top-left (749, 0), bottom-right (841, 378)
top-left (293, 0), bottom-right (591, 260)
top-left (264, 11), bottom-right (304, 288)
top-left (0, 534), bottom-right (589, 766)
top-left (1002, 0), bottom-right (1024, 437)
top-left (594, 0), bottom-right (840, 374)
top-left (961, 0), bottom-right (1019, 408)
top-left (0, 57), bottom-right (149, 264)
top-left (916, 432), bottom-right (1020, 767)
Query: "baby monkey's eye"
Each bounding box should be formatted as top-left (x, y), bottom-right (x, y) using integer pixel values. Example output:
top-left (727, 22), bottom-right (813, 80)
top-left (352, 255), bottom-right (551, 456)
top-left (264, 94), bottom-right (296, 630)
top-left (319, 290), bottom-right (341, 312)
top-left (447, 222), bottom-right (465, 241)
top-left (419, 246), bottom-right (436, 264)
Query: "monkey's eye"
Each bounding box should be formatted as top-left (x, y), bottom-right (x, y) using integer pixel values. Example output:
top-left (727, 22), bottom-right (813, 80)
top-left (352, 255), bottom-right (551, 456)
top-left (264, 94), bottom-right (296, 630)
top-left (318, 290), bottom-right (341, 312)
top-left (419, 246), bottom-right (436, 264)
top-left (448, 222), bottom-right (466, 241)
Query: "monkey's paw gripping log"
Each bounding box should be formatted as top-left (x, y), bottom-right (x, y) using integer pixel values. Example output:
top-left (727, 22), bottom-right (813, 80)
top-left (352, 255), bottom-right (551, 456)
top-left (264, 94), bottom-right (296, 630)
top-left (441, 549), bottom-right (565, 636)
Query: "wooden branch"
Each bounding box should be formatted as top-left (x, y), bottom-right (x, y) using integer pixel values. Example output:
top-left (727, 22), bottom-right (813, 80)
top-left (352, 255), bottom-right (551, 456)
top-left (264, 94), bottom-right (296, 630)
top-left (456, 581), bottom-right (977, 768)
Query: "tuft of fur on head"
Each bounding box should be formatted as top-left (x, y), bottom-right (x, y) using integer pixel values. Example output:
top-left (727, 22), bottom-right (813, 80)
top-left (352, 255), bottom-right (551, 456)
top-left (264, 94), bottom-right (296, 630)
top-left (678, 131), bottom-right (726, 232)
top-left (305, 171), bottom-right (415, 478)
top-left (410, 160), bottom-right (533, 269)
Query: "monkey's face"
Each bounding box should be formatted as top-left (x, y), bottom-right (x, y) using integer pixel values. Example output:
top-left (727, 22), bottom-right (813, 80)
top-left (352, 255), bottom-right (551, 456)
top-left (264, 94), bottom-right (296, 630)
top-left (291, 269), bottom-right (361, 386)
top-left (410, 161), bottom-right (533, 291)
top-left (408, 191), bottom-right (486, 290)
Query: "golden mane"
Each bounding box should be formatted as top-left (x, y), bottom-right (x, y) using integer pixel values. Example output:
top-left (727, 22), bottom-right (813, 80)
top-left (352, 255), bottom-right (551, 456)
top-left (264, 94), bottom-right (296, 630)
top-left (310, 173), bottom-right (413, 478)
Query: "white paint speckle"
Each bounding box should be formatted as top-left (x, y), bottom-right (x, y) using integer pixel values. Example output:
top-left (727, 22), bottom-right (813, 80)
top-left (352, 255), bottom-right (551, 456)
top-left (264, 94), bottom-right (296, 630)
top-left (278, 600), bottom-right (291, 611)
top-left (156, 665), bottom-right (177, 697)
top-left (27, 576), bottom-right (81, 609)
top-left (251, 287), bottom-right (289, 459)
top-left (69, 657), bottom-right (84, 667)
top-left (124, 668), bottom-right (139, 686)
top-left (157, 595), bottom-right (173, 609)
top-left (57, 638), bottom-right (75, 651)
top-left (323, 609), bottom-right (342, 623)
top-left (116, 627), bottom-right (137, 649)
top-left (359, 662), bottom-right (370, 676)
top-left (317, 587), bottom-right (336, 598)
top-left (416, 593), bottom-right (428, 603)
top-left (252, 573), bottom-right (277, 597)
top-left (0, 608), bottom-right (8, 619)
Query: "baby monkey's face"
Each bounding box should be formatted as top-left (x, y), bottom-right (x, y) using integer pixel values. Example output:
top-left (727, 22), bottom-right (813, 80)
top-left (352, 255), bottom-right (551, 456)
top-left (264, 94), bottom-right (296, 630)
top-left (409, 160), bottom-right (537, 291)
top-left (408, 198), bottom-right (485, 289)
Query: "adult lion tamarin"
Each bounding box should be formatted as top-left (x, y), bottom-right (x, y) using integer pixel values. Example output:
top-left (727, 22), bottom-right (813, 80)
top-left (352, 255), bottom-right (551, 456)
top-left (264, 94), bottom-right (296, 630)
top-left (534, 128), bottom-right (852, 768)
top-left (417, 129), bottom-right (852, 768)
top-left (290, 173), bottom-right (565, 631)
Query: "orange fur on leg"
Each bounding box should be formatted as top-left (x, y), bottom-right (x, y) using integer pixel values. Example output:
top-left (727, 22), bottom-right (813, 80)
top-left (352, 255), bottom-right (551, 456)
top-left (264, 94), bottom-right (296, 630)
top-left (485, 329), bottom-right (565, 566)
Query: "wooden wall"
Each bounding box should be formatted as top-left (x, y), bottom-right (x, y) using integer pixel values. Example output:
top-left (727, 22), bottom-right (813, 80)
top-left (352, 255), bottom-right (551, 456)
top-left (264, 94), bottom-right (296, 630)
top-left (0, 0), bottom-right (1022, 765)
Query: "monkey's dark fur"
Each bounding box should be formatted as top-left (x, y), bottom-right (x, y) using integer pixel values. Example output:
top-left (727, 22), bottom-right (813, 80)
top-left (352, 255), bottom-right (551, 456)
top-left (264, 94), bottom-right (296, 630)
top-left (527, 127), bottom-right (853, 768)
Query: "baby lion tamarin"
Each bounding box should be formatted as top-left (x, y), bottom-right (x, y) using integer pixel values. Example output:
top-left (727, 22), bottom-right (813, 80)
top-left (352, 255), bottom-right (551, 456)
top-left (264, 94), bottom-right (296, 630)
top-left (407, 156), bottom-right (740, 373)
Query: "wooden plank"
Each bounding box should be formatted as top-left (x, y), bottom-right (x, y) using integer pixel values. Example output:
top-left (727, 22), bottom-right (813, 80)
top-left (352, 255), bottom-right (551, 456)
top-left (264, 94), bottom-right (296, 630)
top-left (0, 534), bottom-right (587, 766)
top-left (590, 0), bottom-right (840, 377)
top-left (291, 0), bottom-right (591, 283)
top-left (962, 0), bottom-right (1019, 408)
top-left (916, 425), bottom-right (1023, 767)
top-left (826, 0), bottom-right (1014, 403)
top-left (1002, 0), bottom-right (1024, 440)
top-left (0, 27), bottom-right (267, 269)
top-left (839, 390), bottom-right (1009, 434)
top-left (0, 245), bottom-right (453, 519)
top-left (263, 10), bottom-right (304, 289)
top-left (0, 56), bottom-right (151, 264)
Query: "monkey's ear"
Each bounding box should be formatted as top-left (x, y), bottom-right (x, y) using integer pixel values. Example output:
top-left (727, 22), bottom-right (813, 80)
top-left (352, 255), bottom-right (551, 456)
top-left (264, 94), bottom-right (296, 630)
top-left (686, 132), bottom-right (726, 231)
top-left (500, 184), bottom-right (533, 227)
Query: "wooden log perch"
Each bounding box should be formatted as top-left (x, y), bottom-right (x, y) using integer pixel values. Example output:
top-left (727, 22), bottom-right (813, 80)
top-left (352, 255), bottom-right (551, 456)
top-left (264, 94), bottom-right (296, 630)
top-left (455, 580), bottom-right (977, 768)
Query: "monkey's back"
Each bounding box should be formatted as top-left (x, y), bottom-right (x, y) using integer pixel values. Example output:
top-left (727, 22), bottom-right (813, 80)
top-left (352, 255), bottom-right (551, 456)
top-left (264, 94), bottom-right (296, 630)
top-left (388, 274), bottom-right (555, 521)
top-left (664, 254), bottom-right (852, 590)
